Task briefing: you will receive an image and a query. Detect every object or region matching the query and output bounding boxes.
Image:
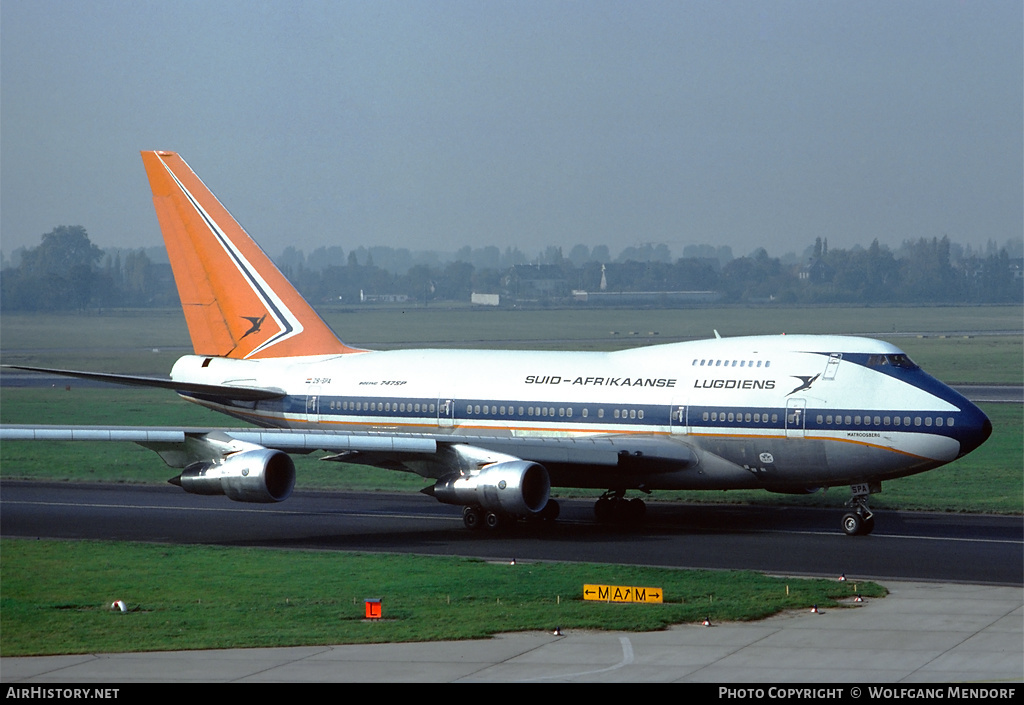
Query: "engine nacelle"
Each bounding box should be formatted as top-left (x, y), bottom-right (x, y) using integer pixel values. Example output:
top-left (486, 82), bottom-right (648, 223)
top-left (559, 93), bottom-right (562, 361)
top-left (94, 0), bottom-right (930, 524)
top-left (171, 449), bottom-right (295, 503)
top-left (431, 461), bottom-right (550, 517)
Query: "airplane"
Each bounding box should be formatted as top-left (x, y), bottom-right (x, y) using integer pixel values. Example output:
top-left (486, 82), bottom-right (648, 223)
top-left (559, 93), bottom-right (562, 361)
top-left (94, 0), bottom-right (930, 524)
top-left (1, 150), bottom-right (993, 536)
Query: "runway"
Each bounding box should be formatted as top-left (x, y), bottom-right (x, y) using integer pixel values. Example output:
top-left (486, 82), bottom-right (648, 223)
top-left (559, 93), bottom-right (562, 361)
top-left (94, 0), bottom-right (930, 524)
top-left (2, 481), bottom-right (1020, 585)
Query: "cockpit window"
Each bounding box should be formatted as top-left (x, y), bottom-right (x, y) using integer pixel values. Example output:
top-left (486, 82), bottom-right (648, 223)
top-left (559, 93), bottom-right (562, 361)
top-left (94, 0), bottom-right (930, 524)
top-left (887, 354), bottom-right (918, 369)
top-left (868, 353), bottom-right (918, 370)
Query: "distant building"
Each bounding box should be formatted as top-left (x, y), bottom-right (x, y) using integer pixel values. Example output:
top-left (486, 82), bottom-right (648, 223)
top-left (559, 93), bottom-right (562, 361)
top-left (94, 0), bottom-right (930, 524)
top-left (572, 290), bottom-right (720, 305)
top-left (799, 258), bottom-right (834, 283)
top-left (503, 264), bottom-right (570, 300)
top-left (471, 293), bottom-right (500, 306)
top-left (359, 290), bottom-right (409, 303)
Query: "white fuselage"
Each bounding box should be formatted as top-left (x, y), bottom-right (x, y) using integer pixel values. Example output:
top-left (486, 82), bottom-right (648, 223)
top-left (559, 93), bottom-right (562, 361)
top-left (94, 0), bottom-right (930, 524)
top-left (171, 334), bottom-right (988, 492)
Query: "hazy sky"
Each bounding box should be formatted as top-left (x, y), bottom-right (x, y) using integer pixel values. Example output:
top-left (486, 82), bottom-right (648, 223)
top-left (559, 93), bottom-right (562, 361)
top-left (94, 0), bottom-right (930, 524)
top-left (2, 1), bottom-right (1021, 261)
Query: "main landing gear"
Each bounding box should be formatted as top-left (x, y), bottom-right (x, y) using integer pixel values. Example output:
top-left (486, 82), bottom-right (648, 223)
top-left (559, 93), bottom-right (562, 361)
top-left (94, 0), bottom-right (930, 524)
top-left (594, 490), bottom-right (647, 524)
top-left (462, 499), bottom-right (561, 531)
top-left (841, 483), bottom-right (878, 536)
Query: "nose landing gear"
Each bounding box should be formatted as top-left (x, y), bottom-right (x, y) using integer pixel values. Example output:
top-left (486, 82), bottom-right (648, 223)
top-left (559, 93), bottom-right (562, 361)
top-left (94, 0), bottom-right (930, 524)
top-left (842, 483), bottom-right (879, 536)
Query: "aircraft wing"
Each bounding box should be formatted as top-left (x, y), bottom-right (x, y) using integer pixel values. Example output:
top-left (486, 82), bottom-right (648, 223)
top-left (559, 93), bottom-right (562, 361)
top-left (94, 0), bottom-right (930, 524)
top-left (0, 425), bottom-right (433, 464)
top-left (0, 425), bottom-right (695, 472)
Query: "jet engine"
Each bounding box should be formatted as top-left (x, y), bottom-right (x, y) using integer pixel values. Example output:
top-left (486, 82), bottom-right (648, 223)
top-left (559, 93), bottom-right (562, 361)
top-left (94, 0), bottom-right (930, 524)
top-left (170, 449), bottom-right (295, 503)
top-left (431, 461), bottom-right (550, 517)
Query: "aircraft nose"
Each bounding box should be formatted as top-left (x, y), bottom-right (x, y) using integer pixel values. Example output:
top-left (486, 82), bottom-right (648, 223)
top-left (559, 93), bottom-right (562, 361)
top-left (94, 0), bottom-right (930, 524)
top-left (957, 404), bottom-right (992, 458)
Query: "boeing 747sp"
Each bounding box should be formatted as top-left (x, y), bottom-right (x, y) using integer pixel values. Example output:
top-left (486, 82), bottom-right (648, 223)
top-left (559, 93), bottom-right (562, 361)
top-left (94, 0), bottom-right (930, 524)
top-left (1, 151), bottom-right (992, 536)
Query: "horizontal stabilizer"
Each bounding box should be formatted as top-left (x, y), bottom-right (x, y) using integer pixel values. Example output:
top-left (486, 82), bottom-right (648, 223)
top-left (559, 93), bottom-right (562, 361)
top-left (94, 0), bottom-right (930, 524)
top-left (2, 364), bottom-right (285, 401)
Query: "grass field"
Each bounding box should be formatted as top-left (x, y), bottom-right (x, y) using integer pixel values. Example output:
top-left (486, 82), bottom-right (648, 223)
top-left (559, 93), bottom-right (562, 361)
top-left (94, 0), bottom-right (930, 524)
top-left (0, 539), bottom-right (885, 656)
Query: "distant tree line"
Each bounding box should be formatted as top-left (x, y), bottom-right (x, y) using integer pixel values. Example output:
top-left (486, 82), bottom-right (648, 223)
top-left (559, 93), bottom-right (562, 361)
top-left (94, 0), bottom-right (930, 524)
top-left (2, 226), bottom-right (1021, 312)
top-left (1, 226), bottom-right (179, 311)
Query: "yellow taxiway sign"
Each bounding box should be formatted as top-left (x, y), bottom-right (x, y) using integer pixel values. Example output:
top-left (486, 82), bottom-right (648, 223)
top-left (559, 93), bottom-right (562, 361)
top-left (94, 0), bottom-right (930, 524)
top-left (583, 584), bottom-right (663, 603)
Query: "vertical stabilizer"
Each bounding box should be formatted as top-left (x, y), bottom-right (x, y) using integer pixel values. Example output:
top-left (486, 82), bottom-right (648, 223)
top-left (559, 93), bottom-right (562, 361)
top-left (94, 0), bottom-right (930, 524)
top-left (141, 151), bottom-right (362, 359)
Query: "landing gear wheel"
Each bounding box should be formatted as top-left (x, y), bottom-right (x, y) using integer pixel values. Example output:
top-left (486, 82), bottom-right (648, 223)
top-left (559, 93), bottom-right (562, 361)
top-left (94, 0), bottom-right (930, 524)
top-left (624, 498), bottom-right (647, 522)
top-left (539, 499), bottom-right (560, 521)
top-left (484, 511), bottom-right (507, 530)
top-left (594, 492), bottom-right (647, 525)
top-left (594, 496), bottom-right (616, 523)
top-left (841, 510), bottom-right (875, 536)
top-left (842, 512), bottom-right (863, 536)
top-left (463, 506), bottom-right (483, 530)
top-left (843, 485), bottom-right (877, 536)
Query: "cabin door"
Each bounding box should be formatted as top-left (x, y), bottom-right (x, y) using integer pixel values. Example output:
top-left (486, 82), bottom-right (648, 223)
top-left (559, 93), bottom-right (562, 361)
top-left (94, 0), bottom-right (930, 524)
top-left (669, 400), bottom-right (688, 435)
top-left (786, 398), bottom-right (806, 438)
top-left (305, 386), bottom-right (321, 426)
top-left (438, 398), bottom-right (455, 428)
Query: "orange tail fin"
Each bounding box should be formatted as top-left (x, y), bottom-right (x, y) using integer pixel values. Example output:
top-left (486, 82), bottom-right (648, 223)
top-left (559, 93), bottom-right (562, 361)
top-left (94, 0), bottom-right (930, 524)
top-left (141, 151), bottom-right (362, 359)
